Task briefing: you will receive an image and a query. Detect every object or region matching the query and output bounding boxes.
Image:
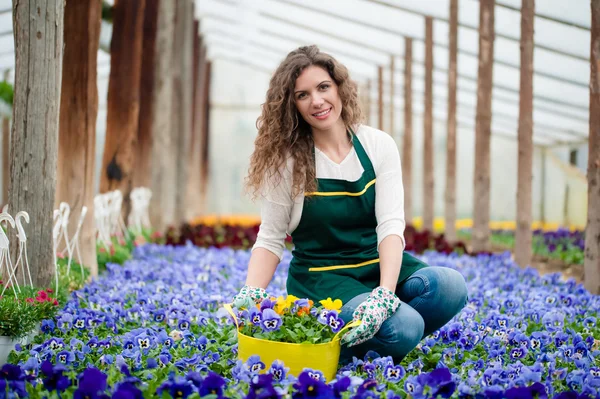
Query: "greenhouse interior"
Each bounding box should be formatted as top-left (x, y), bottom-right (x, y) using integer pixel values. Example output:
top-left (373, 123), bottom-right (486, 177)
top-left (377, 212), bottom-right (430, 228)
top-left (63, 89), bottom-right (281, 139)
top-left (0, 0), bottom-right (599, 398)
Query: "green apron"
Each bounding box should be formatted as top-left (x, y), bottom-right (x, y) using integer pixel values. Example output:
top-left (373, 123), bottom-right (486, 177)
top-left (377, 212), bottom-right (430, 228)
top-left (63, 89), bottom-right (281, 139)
top-left (286, 131), bottom-right (428, 306)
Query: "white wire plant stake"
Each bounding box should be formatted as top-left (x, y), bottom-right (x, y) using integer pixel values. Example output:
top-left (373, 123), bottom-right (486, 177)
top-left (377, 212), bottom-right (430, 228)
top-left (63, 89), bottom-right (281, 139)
top-left (13, 211), bottom-right (33, 288)
top-left (58, 202), bottom-right (73, 263)
top-left (95, 195), bottom-right (113, 251)
top-left (52, 210), bottom-right (62, 294)
top-left (0, 212), bottom-right (19, 297)
top-left (66, 206), bottom-right (87, 279)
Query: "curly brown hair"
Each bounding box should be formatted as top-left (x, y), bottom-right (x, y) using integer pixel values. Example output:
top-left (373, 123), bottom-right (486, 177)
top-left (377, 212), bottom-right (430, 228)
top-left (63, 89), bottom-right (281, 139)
top-left (245, 45), bottom-right (364, 199)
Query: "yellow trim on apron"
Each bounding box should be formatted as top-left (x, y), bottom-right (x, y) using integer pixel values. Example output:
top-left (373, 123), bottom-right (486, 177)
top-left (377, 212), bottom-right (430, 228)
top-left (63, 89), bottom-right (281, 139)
top-left (308, 258), bottom-right (380, 272)
top-left (305, 178), bottom-right (376, 197)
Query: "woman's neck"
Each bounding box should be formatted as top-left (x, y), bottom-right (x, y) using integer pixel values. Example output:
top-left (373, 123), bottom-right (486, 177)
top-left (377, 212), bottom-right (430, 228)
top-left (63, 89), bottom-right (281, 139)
top-left (312, 120), bottom-right (351, 157)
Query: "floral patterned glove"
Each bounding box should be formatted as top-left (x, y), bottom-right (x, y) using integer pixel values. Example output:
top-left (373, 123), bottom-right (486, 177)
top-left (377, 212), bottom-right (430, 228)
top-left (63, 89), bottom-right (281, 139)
top-left (341, 286), bottom-right (401, 347)
top-left (232, 285), bottom-right (269, 310)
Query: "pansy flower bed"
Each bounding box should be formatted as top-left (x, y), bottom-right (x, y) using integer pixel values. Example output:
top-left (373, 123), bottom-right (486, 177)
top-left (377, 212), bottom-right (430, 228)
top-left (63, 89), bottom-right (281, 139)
top-left (2, 244), bottom-right (599, 398)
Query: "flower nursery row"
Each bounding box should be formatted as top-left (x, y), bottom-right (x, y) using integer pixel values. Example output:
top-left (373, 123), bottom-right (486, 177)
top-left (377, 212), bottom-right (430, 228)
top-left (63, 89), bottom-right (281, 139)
top-left (164, 222), bottom-right (469, 256)
top-left (2, 242), bottom-right (599, 398)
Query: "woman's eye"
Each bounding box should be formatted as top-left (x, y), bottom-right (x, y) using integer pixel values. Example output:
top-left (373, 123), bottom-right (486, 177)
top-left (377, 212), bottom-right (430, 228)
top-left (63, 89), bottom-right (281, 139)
top-left (320, 84), bottom-right (330, 90)
top-left (297, 93), bottom-right (306, 100)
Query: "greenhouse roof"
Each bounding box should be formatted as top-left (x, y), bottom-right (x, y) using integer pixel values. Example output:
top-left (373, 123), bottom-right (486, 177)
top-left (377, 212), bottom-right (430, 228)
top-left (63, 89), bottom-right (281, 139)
top-left (0, 0), bottom-right (592, 147)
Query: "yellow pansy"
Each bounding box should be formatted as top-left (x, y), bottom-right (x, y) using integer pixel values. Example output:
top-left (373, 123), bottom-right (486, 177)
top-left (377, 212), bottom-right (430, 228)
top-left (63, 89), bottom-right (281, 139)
top-left (274, 295), bottom-right (300, 315)
top-left (319, 298), bottom-right (343, 311)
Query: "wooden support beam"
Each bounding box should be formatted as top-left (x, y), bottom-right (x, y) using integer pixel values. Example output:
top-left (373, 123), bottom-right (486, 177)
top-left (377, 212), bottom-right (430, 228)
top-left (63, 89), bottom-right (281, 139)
top-left (172, 0), bottom-right (194, 225)
top-left (1, 70), bottom-right (9, 205)
top-left (423, 16), bottom-right (434, 233)
top-left (585, 0), bottom-right (600, 295)
top-left (366, 79), bottom-right (371, 125)
top-left (378, 65), bottom-right (384, 131)
top-left (445, 0), bottom-right (458, 242)
top-left (403, 37), bottom-right (413, 224)
top-left (134, 0), bottom-right (160, 190)
top-left (100, 0), bottom-right (146, 207)
top-left (186, 21), bottom-right (204, 220)
top-left (56, 0), bottom-right (102, 276)
top-left (1, 116), bottom-right (8, 205)
top-left (149, 0), bottom-right (176, 231)
top-left (199, 60), bottom-right (212, 210)
top-left (389, 55), bottom-right (394, 137)
top-left (515, 0), bottom-right (535, 268)
top-left (472, 0), bottom-right (495, 253)
top-left (10, 0), bottom-right (64, 288)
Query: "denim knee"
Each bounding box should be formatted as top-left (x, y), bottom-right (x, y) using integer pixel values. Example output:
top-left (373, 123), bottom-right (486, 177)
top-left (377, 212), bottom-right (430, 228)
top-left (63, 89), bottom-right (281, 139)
top-left (445, 268), bottom-right (469, 311)
top-left (377, 304), bottom-right (425, 358)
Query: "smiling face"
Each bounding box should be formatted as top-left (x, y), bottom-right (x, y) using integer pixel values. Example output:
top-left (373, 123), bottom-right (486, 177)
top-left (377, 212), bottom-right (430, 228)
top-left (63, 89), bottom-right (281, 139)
top-left (293, 65), bottom-right (344, 134)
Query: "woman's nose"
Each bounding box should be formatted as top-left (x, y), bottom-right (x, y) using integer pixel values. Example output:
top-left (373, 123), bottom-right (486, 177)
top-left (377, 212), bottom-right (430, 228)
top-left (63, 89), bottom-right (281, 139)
top-left (312, 95), bottom-right (325, 108)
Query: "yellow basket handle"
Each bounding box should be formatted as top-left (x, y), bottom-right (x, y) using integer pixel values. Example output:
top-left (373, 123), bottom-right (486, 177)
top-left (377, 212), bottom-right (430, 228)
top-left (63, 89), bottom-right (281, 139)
top-left (222, 303), bottom-right (239, 329)
top-left (333, 319), bottom-right (361, 342)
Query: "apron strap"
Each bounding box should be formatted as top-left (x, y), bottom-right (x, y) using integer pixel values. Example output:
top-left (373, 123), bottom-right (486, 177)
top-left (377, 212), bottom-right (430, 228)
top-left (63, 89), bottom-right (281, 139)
top-left (350, 128), bottom-right (375, 174)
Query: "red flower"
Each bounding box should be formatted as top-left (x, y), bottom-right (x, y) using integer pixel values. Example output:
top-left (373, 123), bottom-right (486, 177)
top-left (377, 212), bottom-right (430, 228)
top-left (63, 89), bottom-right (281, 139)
top-left (26, 298), bottom-right (35, 304)
top-left (37, 290), bottom-right (49, 300)
top-left (46, 288), bottom-right (54, 293)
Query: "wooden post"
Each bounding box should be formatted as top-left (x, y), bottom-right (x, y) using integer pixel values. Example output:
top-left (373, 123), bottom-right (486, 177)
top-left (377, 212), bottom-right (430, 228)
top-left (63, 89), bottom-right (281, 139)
top-left (585, 0), bottom-right (600, 295)
top-left (199, 60), bottom-right (212, 210)
top-left (515, 0), bottom-right (535, 268)
top-left (378, 65), bottom-right (384, 131)
top-left (423, 17), bottom-right (434, 233)
top-left (100, 0), bottom-right (146, 206)
top-left (389, 55), bottom-right (395, 137)
top-left (149, 0), bottom-right (176, 231)
top-left (366, 79), bottom-right (371, 126)
top-left (56, 0), bottom-right (101, 276)
top-left (445, 0), bottom-right (458, 242)
top-left (472, 0), bottom-right (495, 252)
top-left (1, 116), bottom-right (8, 204)
top-left (133, 0), bottom-right (160, 190)
top-left (10, 0), bottom-right (65, 288)
top-left (185, 21), bottom-right (203, 221)
top-left (1, 68), bottom-right (8, 204)
top-left (403, 37), bottom-right (413, 224)
top-left (171, 0), bottom-right (194, 225)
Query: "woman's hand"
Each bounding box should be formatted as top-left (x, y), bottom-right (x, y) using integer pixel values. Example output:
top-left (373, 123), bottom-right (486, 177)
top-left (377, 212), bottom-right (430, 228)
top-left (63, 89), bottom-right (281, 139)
top-left (232, 285), bottom-right (269, 309)
top-left (341, 286), bottom-right (401, 347)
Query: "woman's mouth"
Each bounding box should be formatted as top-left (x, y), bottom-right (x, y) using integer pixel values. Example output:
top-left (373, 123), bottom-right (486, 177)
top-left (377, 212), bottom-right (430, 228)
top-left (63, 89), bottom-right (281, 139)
top-left (312, 107), bottom-right (332, 120)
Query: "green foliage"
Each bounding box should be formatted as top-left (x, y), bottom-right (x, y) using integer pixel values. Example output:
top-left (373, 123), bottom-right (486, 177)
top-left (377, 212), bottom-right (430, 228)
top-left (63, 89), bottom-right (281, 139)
top-left (101, 1), bottom-right (113, 22)
top-left (240, 311), bottom-right (338, 344)
top-left (0, 80), bottom-right (14, 105)
top-left (0, 286), bottom-right (58, 339)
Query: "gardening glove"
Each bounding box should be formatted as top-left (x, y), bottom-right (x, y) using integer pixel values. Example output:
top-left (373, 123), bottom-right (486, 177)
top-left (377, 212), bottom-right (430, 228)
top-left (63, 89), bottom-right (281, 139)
top-left (340, 286), bottom-right (401, 347)
top-left (232, 285), bottom-right (269, 310)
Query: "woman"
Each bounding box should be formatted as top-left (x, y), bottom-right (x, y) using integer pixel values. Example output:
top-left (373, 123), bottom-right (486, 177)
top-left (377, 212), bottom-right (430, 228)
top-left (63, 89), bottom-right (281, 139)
top-left (232, 45), bottom-right (468, 364)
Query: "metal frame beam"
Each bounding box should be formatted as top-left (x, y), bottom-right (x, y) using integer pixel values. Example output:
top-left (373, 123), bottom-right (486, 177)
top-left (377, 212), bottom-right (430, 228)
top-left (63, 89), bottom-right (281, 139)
top-left (495, 1), bottom-right (589, 31)
top-left (362, 0), bottom-right (588, 62)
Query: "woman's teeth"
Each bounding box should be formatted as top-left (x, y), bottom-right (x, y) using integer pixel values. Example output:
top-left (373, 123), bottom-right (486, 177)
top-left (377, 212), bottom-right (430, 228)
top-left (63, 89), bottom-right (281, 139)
top-left (313, 108), bottom-right (331, 117)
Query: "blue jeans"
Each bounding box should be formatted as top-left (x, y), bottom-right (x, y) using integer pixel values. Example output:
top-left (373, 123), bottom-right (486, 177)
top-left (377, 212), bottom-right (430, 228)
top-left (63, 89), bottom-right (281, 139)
top-left (338, 266), bottom-right (468, 364)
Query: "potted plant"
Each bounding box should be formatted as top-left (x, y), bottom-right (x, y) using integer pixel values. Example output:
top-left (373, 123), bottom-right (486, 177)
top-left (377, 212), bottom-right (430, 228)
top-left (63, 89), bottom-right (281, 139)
top-left (224, 295), bottom-right (360, 382)
top-left (0, 284), bottom-right (59, 365)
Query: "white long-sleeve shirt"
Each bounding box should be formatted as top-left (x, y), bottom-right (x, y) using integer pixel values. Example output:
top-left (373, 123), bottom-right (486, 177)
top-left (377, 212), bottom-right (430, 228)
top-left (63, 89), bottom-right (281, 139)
top-left (252, 124), bottom-right (406, 261)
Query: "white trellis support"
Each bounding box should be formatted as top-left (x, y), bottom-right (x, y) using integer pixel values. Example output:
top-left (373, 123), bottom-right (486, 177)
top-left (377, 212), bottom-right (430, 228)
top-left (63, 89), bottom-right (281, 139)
top-left (14, 211), bottom-right (32, 288)
top-left (0, 212), bottom-right (18, 297)
top-left (66, 206), bottom-right (88, 278)
top-left (58, 202), bottom-right (73, 261)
